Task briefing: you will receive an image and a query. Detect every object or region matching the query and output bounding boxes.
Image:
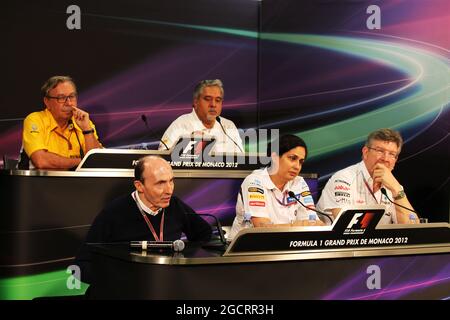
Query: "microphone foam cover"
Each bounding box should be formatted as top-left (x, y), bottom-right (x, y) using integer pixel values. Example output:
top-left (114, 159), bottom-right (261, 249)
top-left (173, 239), bottom-right (185, 252)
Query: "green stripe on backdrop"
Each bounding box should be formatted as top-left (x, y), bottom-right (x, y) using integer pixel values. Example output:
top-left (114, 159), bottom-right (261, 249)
top-left (81, 17), bottom-right (450, 159)
top-left (0, 270), bottom-right (87, 300)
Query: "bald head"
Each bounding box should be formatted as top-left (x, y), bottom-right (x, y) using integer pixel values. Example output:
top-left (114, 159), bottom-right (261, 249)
top-left (144, 156), bottom-right (172, 179)
top-left (135, 156), bottom-right (172, 182)
top-left (134, 156), bottom-right (174, 211)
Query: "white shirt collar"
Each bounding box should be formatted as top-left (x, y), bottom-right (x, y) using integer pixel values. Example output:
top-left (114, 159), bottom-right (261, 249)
top-left (358, 160), bottom-right (373, 184)
top-left (132, 191), bottom-right (161, 216)
top-left (190, 108), bottom-right (218, 132)
top-left (261, 167), bottom-right (293, 193)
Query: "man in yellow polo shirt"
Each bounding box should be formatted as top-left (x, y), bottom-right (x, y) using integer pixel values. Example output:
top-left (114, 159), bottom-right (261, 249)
top-left (19, 76), bottom-right (102, 170)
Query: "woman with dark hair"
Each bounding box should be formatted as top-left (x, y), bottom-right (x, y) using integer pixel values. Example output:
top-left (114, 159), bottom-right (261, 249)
top-left (229, 134), bottom-right (324, 239)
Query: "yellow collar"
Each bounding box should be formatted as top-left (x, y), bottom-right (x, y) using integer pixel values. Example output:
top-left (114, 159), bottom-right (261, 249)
top-left (43, 108), bottom-right (81, 133)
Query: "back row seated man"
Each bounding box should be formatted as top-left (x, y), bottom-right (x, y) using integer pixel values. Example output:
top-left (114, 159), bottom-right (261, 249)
top-left (158, 79), bottom-right (244, 153)
top-left (19, 76), bottom-right (102, 170)
top-left (19, 77), bottom-right (242, 170)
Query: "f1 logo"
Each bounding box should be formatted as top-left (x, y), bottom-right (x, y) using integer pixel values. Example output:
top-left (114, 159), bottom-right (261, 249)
top-left (346, 212), bottom-right (375, 229)
top-left (182, 141), bottom-right (198, 155)
top-left (346, 213), bottom-right (364, 229)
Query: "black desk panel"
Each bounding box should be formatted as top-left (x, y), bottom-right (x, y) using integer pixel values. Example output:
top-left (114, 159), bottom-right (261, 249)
top-left (0, 170), bottom-right (245, 276)
top-left (89, 243), bottom-right (450, 299)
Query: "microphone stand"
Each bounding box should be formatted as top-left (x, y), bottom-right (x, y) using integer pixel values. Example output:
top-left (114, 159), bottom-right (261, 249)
top-left (216, 116), bottom-right (244, 153)
top-left (380, 188), bottom-right (421, 217)
top-left (194, 213), bottom-right (228, 251)
top-left (287, 191), bottom-right (333, 225)
top-left (141, 114), bottom-right (169, 150)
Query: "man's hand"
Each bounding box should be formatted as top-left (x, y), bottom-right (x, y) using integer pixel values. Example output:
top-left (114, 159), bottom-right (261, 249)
top-left (372, 163), bottom-right (402, 196)
top-left (71, 106), bottom-right (91, 131)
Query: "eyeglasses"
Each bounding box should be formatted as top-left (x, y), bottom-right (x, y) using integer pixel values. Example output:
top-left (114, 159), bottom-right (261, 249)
top-left (46, 93), bottom-right (78, 103)
top-left (367, 146), bottom-right (398, 160)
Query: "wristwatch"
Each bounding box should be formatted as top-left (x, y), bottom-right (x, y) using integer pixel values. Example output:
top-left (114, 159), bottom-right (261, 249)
top-left (82, 129), bottom-right (95, 135)
top-left (393, 189), bottom-right (406, 200)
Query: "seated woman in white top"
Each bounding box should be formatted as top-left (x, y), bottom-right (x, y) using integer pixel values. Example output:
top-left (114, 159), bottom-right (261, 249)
top-left (229, 134), bottom-right (324, 240)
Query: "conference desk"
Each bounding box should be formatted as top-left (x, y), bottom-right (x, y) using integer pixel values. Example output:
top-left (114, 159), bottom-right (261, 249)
top-left (88, 212), bottom-right (450, 300)
top-left (0, 167), bottom-right (246, 298)
top-left (0, 168), bottom-right (247, 277)
top-left (0, 165), bottom-right (317, 299)
top-left (0, 151), bottom-right (447, 300)
top-left (89, 239), bottom-right (450, 300)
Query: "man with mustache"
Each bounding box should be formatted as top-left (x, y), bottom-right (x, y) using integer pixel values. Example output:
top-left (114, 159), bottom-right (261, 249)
top-left (158, 79), bottom-right (244, 153)
top-left (19, 76), bottom-right (102, 169)
top-left (317, 128), bottom-right (417, 224)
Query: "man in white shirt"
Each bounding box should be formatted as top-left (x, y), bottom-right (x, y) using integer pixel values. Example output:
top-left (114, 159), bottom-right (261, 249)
top-left (317, 128), bottom-right (418, 224)
top-left (158, 79), bottom-right (244, 153)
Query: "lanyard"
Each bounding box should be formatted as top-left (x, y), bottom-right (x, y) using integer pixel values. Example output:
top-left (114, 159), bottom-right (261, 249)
top-left (362, 176), bottom-right (381, 204)
top-left (53, 130), bottom-right (73, 150)
top-left (271, 189), bottom-right (287, 206)
top-left (272, 190), bottom-right (296, 207)
top-left (141, 210), bottom-right (165, 241)
top-left (134, 194), bottom-right (165, 241)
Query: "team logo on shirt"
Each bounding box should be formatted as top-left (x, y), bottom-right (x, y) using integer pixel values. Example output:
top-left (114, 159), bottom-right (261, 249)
top-left (286, 193), bottom-right (301, 206)
top-left (335, 191), bottom-right (350, 197)
top-left (248, 187), bottom-right (264, 194)
top-left (249, 201), bottom-right (265, 207)
top-left (300, 191), bottom-right (311, 197)
top-left (302, 195), bottom-right (314, 205)
top-left (335, 179), bottom-right (350, 186)
top-left (30, 123), bottom-right (39, 133)
top-left (249, 179), bottom-right (263, 187)
top-left (334, 185), bottom-right (350, 191)
top-left (249, 194), bottom-right (265, 200)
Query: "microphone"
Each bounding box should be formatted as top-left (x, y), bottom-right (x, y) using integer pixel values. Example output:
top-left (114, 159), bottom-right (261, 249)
top-left (130, 239), bottom-right (185, 252)
top-left (141, 114), bottom-right (169, 150)
top-left (288, 191), bottom-right (333, 225)
top-left (195, 213), bottom-right (227, 246)
top-left (69, 119), bottom-right (85, 159)
top-left (380, 188), bottom-right (420, 216)
top-left (187, 212), bottom-right (227, 250)
top-left (216, 116), bottom-right (244, 153)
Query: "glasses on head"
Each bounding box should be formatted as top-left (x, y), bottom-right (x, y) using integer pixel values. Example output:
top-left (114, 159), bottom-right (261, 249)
top-left (367, 146), bottom-right (398, 160)
top-left (46, 93), bottom-right (78, 103)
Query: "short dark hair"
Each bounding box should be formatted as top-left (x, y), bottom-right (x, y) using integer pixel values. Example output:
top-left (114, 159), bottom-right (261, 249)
top-left (366, 128), bottom-right (403, 152)
top-left (134, 157), bottom-right (146, 182)
top-left (193, 79), bottom-right (224, 100)
top-left (134, 155), bottom-right (165, 182)
top-left (267, 134), bottom-right (308, 159)
top-left (41, 75), bottom-right (76, 98)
